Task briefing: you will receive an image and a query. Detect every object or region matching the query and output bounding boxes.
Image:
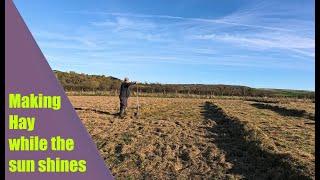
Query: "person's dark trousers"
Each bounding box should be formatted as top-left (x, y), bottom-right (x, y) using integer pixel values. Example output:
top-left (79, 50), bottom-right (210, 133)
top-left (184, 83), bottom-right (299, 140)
top-left (119, 96), bottom-right (128, 117)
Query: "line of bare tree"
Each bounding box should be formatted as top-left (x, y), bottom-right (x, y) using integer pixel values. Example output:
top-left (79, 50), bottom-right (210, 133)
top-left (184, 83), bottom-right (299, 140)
top-left (54, 70), bottom-right (314, 99)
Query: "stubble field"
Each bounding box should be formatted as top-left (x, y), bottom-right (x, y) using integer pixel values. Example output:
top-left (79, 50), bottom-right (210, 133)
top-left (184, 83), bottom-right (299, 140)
top-left (69, 96), bottom-right (315, 179)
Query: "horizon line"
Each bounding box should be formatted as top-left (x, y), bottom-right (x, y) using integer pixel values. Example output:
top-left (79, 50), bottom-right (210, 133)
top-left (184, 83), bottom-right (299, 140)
top-left (53, 69), bottom-right (315, 92)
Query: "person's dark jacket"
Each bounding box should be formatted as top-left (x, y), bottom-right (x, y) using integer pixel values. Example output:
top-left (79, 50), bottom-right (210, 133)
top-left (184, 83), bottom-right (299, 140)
top-left (119, 82), bottom-right (136, 98)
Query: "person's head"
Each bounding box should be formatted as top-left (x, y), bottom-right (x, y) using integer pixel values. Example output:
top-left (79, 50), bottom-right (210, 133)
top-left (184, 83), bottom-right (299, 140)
top-left (124, 77), bottom-right (129, 82)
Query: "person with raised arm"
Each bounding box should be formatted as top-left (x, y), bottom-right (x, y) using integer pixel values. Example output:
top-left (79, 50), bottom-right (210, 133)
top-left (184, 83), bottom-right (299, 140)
top-left (119, 77), bottom-right (137, 118)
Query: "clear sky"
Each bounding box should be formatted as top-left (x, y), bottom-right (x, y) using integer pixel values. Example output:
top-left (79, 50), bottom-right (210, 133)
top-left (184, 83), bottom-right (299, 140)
top-left (13, 0), bottom-right (315, 90)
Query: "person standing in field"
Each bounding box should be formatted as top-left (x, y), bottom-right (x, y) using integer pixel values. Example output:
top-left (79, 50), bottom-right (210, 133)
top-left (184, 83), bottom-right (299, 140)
top-left (119, 77), bottom-right (137, 118)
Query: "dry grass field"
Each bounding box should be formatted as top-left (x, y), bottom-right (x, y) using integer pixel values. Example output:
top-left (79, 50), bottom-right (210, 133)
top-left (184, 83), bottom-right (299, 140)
top-left (69, 96), bottom-right (315, 179)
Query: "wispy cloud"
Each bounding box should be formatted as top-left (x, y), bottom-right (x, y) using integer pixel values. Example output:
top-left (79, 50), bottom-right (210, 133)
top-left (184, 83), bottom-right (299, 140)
top-left (35, 31), bottom-right (99, 47)
top-left (68, 4), bottom-right (314, 58)
top-left (189, 0), bottom-right (315, 58)
top-left (70, 10), bottom-right (292, 32)
top-left (36, 0), bottom-right (314, 72)
top-left (191, 33), bottom-right (314, 57)
top-left (91, 16), bottom-right (156, 30)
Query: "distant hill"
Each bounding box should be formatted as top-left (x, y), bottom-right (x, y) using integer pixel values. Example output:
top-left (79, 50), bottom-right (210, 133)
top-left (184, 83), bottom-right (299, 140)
top-left (54, 70), bottom-right (314, 98)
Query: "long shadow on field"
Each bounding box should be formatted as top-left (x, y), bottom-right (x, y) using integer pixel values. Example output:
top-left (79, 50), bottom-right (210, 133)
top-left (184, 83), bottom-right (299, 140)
top-left (250, 103), bottom-right (314, 121)
top-left (200, 101), bottom-right (311, 179)
top-left (74, 107), bottom-right (119, 116)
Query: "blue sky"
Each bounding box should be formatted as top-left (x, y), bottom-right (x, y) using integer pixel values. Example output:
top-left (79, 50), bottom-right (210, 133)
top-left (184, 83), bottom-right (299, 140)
top-left (13, 0), bottom-right (315, 90)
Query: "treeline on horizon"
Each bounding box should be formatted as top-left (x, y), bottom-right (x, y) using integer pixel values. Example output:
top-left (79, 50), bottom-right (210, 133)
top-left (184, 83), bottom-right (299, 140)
top-left (54, 70), bottom-right (315, 99)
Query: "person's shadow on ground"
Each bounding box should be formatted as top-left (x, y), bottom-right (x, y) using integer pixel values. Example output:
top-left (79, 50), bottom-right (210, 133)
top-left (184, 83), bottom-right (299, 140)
top-left (74, 107), bottom-right (119, 117)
